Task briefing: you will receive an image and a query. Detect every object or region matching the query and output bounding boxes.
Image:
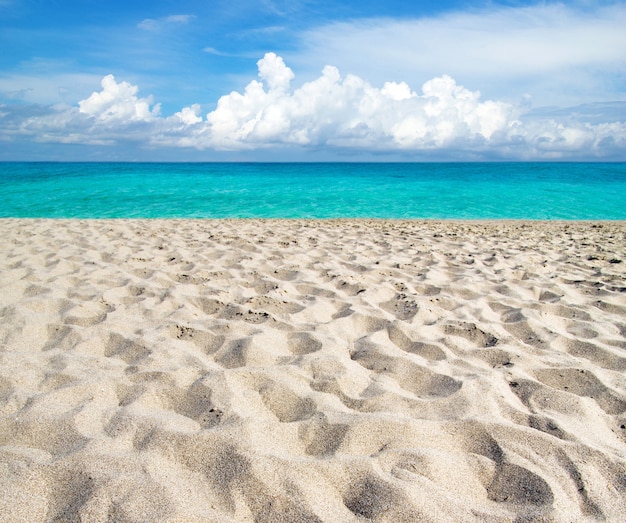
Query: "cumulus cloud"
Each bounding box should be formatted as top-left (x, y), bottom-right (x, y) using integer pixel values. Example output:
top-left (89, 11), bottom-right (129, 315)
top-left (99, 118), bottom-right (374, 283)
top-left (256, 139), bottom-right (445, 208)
top-left (193, 53), bottom-right (518, 150)
top-left (78, 74), bottom-right (161, 122)
top-left (2, 53), bottom-right (625, 160)
top-left (173, 104), bottom-right (203, 125)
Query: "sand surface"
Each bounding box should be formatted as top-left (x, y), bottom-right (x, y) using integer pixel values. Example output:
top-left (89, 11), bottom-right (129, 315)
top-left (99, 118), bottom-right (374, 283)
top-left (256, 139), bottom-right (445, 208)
top-left (0, 219), bottom-right (625, 522)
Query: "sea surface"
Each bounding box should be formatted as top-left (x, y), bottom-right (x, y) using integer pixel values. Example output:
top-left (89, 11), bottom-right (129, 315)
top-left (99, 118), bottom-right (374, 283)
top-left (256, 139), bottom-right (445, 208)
top-left (1, 162), bottom-right (625, 219)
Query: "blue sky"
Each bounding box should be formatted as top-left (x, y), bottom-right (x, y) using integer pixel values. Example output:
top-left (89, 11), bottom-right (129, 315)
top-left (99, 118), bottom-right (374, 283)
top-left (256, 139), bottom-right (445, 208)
top-left (1, 0), bottom-right (625, 160)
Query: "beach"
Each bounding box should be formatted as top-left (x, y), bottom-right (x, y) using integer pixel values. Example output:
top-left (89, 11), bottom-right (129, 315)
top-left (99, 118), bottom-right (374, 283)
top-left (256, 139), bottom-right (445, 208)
top-left (0, 218), bottom-right (625, 522)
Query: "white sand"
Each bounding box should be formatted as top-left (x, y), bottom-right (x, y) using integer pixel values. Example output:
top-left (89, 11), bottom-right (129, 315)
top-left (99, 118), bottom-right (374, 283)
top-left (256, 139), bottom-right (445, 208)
top-left (0, 219), bottom-right (625, 522)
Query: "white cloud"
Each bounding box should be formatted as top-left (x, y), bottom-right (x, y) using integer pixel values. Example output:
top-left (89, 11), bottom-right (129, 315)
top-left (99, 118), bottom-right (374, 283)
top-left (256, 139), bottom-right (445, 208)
top-left (194, 53), bottom-right (518, 151)
top-left (78, 74), bottom-right (161, 122)
top-left (173, 104), bottom-right (203, 125)
top-left (2, 76), bottom-right (162, 147)
top-left (202, 47), bottom-right (234, 57)
top-left (138, 14), bottom-right (195, 31)
top-left (0, 71), bottom-right (106, 105)
top-left (291, 3), bottom-right (626, 107)
top-left (504, 119), bottom-right (626, 159)
top-left (257, 53), bottom-right (294, 92)
top-left (2, 53), bottom-right (625, 160)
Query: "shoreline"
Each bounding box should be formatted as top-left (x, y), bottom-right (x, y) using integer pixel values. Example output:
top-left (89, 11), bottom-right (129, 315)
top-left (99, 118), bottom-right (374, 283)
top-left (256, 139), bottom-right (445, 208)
top-left (1, 219), bottom-right (625, 521)
top-left (3, 217), bottom-right (626, 220)
top-left (3, 218), bottom-right (626, 228)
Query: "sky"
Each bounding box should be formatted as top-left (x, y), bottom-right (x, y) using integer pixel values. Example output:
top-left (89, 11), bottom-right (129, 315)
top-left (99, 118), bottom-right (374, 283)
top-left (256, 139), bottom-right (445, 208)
top-left (0, 0), bottom-right (625, 161)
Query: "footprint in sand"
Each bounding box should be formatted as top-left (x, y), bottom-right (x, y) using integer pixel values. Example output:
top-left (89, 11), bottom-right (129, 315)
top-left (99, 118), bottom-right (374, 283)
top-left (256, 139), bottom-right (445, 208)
top-left (534, 368), bottom-right (626, 415)
top-left (554, 337), bottom-right (626, 372)
top-left (350, 344), bottom-right (462, 399)
top-left (387, 323), bottom-right (446, 361)
top-left (297, 413), bottom-right (349, 456)
top-left (287, 332), bottom-right (323, 356)
top-left (257, 380), bottom-right (317, 423)
top-left (116, 370), bottom-right (178, 409)
top-left (309, 378), bottom-right (370, 413)
top-left (104, 333), bottom-right (152, 365)
top-left (504, 319), bottom-right (553, 351)
top-left (245, 295), bottom-right (304, 315)
top-left (564, 322), bottom-right (598, 339)
top-left (333, 310), bottom-right (389, 335)
top-left (195, 298), bottom-right (273, 325)
top-left (487, 463), bottom-right (554, 506)
top-left (23, 284), bottom-right (50, 297)
top-left (63, 299), bottom-right (113, 327)
top-left (272, 268), bottom-right (300, 281)
top-left (474, 348), bottom-right (516, 369)
top-left (214, 338), bottom-right (251, 369)
top-left (499, 307), bottom-right (525, 324)
top-left (540, 303), bottom-right (592, 321)
top-left (169, 324), bottom-right (225, 355)
top-left (173, 378), bottom-right (225, 429)
top-left (43, 324), bottom-right (82, 352)
top-left (528, 414), bottom-right (569, 440)
top-left (593, 300), bottom-right (626, 316)
top-left (380, 294), bottom-right (419, 321)
top-left (443, 321), bottom-right (498, 348)
top-left (3, 415), bottom-right (89, 456)
top-left (460, 426), bottom-right (555, 507)
top-left (343, 475), bottom-right (421, 521)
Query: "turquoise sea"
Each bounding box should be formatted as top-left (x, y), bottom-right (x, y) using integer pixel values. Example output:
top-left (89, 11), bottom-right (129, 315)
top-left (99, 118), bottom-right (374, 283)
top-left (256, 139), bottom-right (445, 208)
top-left (1, 162), bottom-right (625, 219)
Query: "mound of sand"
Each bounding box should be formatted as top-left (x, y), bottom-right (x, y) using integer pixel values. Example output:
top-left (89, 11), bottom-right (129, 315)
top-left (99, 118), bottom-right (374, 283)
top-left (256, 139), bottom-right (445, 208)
top-left (0, 219), bottom-right (625, 522)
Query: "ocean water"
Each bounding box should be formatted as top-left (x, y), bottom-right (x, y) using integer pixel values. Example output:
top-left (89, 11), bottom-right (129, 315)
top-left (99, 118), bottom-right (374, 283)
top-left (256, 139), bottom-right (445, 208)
top-left (1, 162), bottom-right (625, 219)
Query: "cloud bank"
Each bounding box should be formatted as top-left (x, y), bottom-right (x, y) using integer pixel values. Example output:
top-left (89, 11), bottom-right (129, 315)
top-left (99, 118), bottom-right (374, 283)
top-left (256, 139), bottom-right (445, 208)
top-left (294, 3), bottom-right (626, 108)
top-left (195, 54), bottom-right (516, 151)
top-left (2, 53), bottom-right (625, 160)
